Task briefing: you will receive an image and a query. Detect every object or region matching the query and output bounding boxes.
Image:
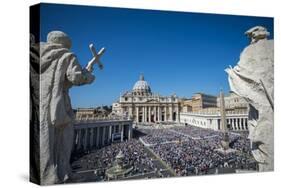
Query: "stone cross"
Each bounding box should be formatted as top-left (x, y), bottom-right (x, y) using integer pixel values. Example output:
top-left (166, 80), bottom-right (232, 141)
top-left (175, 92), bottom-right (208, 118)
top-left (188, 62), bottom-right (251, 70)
top-left (86, 43), bottom-right (106, 72)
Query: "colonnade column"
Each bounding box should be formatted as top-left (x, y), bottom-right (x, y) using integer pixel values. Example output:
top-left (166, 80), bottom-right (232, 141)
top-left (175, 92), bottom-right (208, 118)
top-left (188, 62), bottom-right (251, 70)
top-left (244, 118), bottom-right (249, 130)
top-left (102, 127), bottom-right (105, 146)
top-left (108, 125), bottom-right (112, 143)
top-left (83, 129), bottom-right (88, 150)
top-left (96, 127), bottom-right (100, 148)
top-left (120, 124), bottom-right (124, 142)
top-left (77, 129), bottom-right (82, 150)
top-left (235, 118), bottom-right (237, 130)
top-left (128, 125), bottom-right (132, 140)
top-left (89, 128), bottom-right (94, 148)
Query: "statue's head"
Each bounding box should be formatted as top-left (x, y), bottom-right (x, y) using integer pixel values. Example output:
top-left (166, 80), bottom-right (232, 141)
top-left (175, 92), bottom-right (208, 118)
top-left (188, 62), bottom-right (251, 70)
top-left (245, 26), bottom-right (270, 44)
top-left (47, 31), bottom-right (72, 49)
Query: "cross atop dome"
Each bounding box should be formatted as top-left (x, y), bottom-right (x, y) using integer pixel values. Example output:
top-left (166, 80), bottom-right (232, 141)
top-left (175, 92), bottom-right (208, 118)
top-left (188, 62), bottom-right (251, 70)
top-left (140, 73), bottom-right (144, 81)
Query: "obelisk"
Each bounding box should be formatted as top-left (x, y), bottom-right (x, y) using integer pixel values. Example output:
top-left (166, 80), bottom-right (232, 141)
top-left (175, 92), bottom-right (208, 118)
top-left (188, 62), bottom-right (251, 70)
top-left (219, 90), bottom-right (230, 150)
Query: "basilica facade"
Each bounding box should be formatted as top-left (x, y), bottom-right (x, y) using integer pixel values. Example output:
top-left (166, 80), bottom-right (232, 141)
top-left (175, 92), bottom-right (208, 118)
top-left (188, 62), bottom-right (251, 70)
top-left (112, 74), bottom-right (180, 123)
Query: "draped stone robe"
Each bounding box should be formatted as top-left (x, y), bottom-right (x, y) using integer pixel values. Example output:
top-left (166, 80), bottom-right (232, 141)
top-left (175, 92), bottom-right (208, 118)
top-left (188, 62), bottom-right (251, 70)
top-left (226, 39), bottom-right (274, 172)
top-left (39, 42), bottom-right (94, 184)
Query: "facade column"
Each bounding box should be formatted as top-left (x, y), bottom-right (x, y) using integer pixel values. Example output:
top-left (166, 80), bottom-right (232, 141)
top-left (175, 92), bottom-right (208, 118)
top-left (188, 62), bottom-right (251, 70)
top-left (158, 106), bottom-right (161, 122)
top-left (169, 106), bottom-right (173, 121)
top-left (136, 106), bottom-right (139, 123)
top-left (142, 106), bottom-right (145, 122)
top-left (96, 127), bottom-right (100, 148)
top-left (151, 106), bottom-right (155, 122)
top-left (176, 105), bottom-right (179, 122)
top-left (144, 106), bottom-right (147, 123)
top-left (164, 106), bottom-right (167, 122)
top-left (153, 106), bottom-right (157, 122)
top-left (148, 106), bottom-right (151, 122)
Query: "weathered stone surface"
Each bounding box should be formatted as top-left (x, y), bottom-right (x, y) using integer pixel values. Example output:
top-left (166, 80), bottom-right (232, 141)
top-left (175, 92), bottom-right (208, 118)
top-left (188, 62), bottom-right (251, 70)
top-left (30, 34), bottom-right (40, 184)
top-left (32, 31), bottom-right (104, 184)
top-left (226, 26), bottom-right (274, 172)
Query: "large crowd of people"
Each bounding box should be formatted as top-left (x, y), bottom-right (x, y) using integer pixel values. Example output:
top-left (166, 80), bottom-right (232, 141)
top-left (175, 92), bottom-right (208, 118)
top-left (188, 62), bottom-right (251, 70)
top-left (172, 126), bottom-right (221, 139)
top-left (139, 128), bottom-right (183, 145)
top-left (71, 124), bottom-right (257, 181)
top-left (143, 125), bottom-right (257, 176)
top-left (71, 139), bottom-right (162, 181)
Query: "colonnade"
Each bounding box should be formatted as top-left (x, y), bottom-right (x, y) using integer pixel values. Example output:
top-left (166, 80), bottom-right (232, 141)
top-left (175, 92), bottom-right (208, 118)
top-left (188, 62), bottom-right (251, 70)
top-left (73, 120), bottom-right (133, 153)
top-left (226, 118), bottom-right (248, 131)
top-left (179, 113), bottom-right (248, 131)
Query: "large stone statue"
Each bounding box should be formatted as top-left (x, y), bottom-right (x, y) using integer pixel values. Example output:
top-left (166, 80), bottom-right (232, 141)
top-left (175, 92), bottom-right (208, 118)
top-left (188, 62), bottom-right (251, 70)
top-left (31, 31), bottom-right (105, 184)
top-left (226, 26), bottom-right (274, 171)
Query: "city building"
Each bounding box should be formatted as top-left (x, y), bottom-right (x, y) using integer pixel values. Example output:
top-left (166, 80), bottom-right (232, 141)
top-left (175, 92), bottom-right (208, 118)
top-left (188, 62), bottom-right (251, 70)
top-left (180, 93), bottom-right (218, 113)
top-left (112, 74), bottom-right (181, 123)
top-left (179, 92), bottom-right (249, 131)
top-left (217, 91), bottom-right (248, 114)
top-left (191, 93), bottom-right (218, 112)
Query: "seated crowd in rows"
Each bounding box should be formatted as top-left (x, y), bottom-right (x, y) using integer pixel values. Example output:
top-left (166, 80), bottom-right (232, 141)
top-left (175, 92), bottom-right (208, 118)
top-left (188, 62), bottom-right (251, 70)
top-left (146, 125), bottom-right (256, 176)
top-left (72, 139), bottom-right (157, 180)
top-left (72, 124), bottom-right (256, 180)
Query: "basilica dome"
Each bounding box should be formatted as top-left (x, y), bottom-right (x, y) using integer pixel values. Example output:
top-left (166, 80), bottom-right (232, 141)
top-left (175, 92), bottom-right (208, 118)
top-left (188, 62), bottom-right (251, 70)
top-left (132, 74), bottom-right (152, 95)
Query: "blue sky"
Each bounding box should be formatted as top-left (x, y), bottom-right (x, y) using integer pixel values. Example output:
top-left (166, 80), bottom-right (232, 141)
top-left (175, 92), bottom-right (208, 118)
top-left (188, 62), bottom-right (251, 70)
top-left (40, 3), bottom-right (273, 108)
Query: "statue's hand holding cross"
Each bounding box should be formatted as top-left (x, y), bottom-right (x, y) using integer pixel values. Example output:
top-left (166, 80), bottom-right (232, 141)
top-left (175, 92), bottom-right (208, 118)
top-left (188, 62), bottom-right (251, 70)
top-left (86, 43), bottom-right (106, 72)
